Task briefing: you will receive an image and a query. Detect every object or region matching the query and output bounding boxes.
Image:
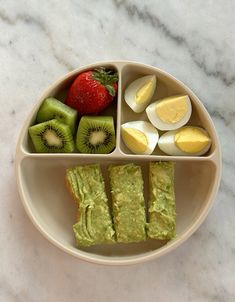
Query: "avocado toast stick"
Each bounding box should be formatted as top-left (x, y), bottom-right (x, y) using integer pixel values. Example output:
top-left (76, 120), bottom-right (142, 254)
top-left (66, 164), bottom-right (115, 247)
top-left (147, 162), bottom-right (176, 240)
top-left (109, 163), bottom-right (146, 243)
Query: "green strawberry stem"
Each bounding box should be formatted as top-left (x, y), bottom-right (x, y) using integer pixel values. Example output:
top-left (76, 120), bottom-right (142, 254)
top-left (92, 68), bottom-right (118, 96)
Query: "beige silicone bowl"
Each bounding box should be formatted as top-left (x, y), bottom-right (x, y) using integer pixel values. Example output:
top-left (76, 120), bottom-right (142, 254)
top-left (15, 61), bottom-right (221, 265)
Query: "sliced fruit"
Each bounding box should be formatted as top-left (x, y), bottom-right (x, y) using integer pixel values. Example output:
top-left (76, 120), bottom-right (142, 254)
top-left (36, 97), bottom-right (77, 134)
top-left (29, 119), bottom-right (75, 153)
top-left (65, 68), bottom-right (118, 115)
top-left (76, 116), bottom-right (116, 154)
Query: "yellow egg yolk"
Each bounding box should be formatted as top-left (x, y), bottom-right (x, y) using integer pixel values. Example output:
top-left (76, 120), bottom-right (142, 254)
top-left (175, 127), bottom-right (211, 153)
top-left (122, 128), bottom-right (148, 154)
top-left (135, 79), bottom-right (154, 104)
top-left (155, 95), bottom-right (188, 123)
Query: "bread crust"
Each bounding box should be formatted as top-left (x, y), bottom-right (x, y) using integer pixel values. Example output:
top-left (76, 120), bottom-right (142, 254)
top-left (65, 176), bottom-right (80, 221)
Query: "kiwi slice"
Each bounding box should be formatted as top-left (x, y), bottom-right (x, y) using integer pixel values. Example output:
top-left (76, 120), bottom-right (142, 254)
top-left (29, 119), bottom-right (75, 153)
top-left (36, 97), bottom-right (77, 134)
top-left (76, 116), bottom-right (116, 154)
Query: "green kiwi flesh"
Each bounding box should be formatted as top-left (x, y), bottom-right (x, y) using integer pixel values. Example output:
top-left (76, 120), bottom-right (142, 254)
top-left (36, 97), bottom-right (77, 134)
top-left (29, 119), bottom-right (75, 153)
top-left (76, 116), bottom-right (115, 154)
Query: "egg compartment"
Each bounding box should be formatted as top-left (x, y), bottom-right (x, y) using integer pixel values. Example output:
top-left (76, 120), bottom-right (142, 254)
top-left (21, 62), bottom-right (121, 155)
top-left (16, 154), bottom-right (218, 260)
top-left (119, 63), bottom-right (217, 157)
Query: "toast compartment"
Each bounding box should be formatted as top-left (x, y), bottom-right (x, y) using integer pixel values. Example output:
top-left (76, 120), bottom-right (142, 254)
top-left (17, 156), bottom-right (218, 257)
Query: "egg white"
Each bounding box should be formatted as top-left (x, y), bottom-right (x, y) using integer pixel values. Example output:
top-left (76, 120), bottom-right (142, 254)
top-left (158, 128), bottom-right (212, 156)
top-left (121, 121), bottom-right (159, 155)
top-left (124, 75), bottom-right (156, 113)
top-left (146, 95), bottom-right (192, 131)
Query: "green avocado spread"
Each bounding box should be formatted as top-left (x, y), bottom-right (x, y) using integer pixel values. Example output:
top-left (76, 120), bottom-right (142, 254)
top-left (109, 163), bottom-right (146, 243)
top-left (66, 164), bottom-right (115, 247)
top-left (147, 162), bottom-right (176, 240)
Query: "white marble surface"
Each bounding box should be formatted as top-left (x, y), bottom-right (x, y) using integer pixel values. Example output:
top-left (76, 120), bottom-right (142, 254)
top-left (0, 0), bottom-right (234, 301)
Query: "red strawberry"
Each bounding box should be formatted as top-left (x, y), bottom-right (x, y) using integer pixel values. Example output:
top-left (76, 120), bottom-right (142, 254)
top-left (65, 68), bottom-right (118, 115)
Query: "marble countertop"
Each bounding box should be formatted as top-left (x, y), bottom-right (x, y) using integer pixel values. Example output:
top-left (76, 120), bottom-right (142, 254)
top-left (0, 1), bottom-right (234, 301)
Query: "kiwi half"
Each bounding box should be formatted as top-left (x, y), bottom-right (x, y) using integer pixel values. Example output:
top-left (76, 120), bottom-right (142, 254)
top-left (76, 116), bottom-right (115, 154)
top-left (29, 119), bottom-right (75, 153)
top-left (36, 97), bottom-right (77, 134)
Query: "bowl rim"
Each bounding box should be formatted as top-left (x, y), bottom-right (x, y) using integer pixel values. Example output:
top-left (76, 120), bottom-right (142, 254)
top-left (15, 60), bottom-right (222, 265)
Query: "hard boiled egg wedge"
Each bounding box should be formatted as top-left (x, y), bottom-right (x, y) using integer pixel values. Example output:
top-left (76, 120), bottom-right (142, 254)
top-left (158, 126), bottom-right (212, 156)
top-left (121, 121), bottom-right (159, 155)
top-left (146, 95), bottom-right (192, 131)
top-left (124, 75), bottom-right (156, 113)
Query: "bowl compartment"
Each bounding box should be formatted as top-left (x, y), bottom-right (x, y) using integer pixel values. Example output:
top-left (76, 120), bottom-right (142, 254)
top-left (21, 63), bottom-right (120, 154)
top-left (119, 63), bottom-right (216, 156)
top-left (18, 156), bottom-right (216, 258)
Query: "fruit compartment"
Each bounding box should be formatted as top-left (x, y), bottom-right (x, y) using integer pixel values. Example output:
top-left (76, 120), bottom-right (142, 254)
top-left (20, 62), bottom-right (121, 155)
top-left (17, 156), bottom-right (218, 257)
top-left (118, 63), bottom-right (218, 157)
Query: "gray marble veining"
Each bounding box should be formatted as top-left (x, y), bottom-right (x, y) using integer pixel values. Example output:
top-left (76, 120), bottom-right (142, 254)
top-left (0, 0), bottom-right (235, 301)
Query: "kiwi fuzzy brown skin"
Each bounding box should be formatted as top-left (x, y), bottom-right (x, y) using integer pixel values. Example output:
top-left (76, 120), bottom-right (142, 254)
top-left (76, 116), bottom-right (116, 154)
top-left (36, 97), bottom-right (78, 134)
top-left (29, 119), bottom-right (75, 153)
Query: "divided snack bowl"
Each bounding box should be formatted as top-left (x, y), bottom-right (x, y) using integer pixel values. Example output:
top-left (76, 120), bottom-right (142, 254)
top-left (15, 61), bottom-right (221, 265)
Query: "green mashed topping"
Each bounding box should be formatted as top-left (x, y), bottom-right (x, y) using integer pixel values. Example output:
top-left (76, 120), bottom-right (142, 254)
top-left (109, 163), bottom-right (146, 243)
top-left (66, 164), bottom-right (115, 246)
top-left (147, 162), bottom-right (176, 240)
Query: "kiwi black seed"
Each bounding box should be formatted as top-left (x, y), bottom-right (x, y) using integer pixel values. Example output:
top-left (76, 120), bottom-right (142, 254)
top-left (36, 97), bottom-right (77, 134)
top-left (76, 116), bottom-right (116, 154)
top-left (29, 119), bottom-right (75, 153)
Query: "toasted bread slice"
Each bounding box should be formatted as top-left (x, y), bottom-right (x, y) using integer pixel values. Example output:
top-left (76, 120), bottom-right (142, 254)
top-left (147, 162), bottom-right (176, 240)
top-left (109, 163), bottom-right (146, 243)
top-left (66, 164), bottom-right (115, 246)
